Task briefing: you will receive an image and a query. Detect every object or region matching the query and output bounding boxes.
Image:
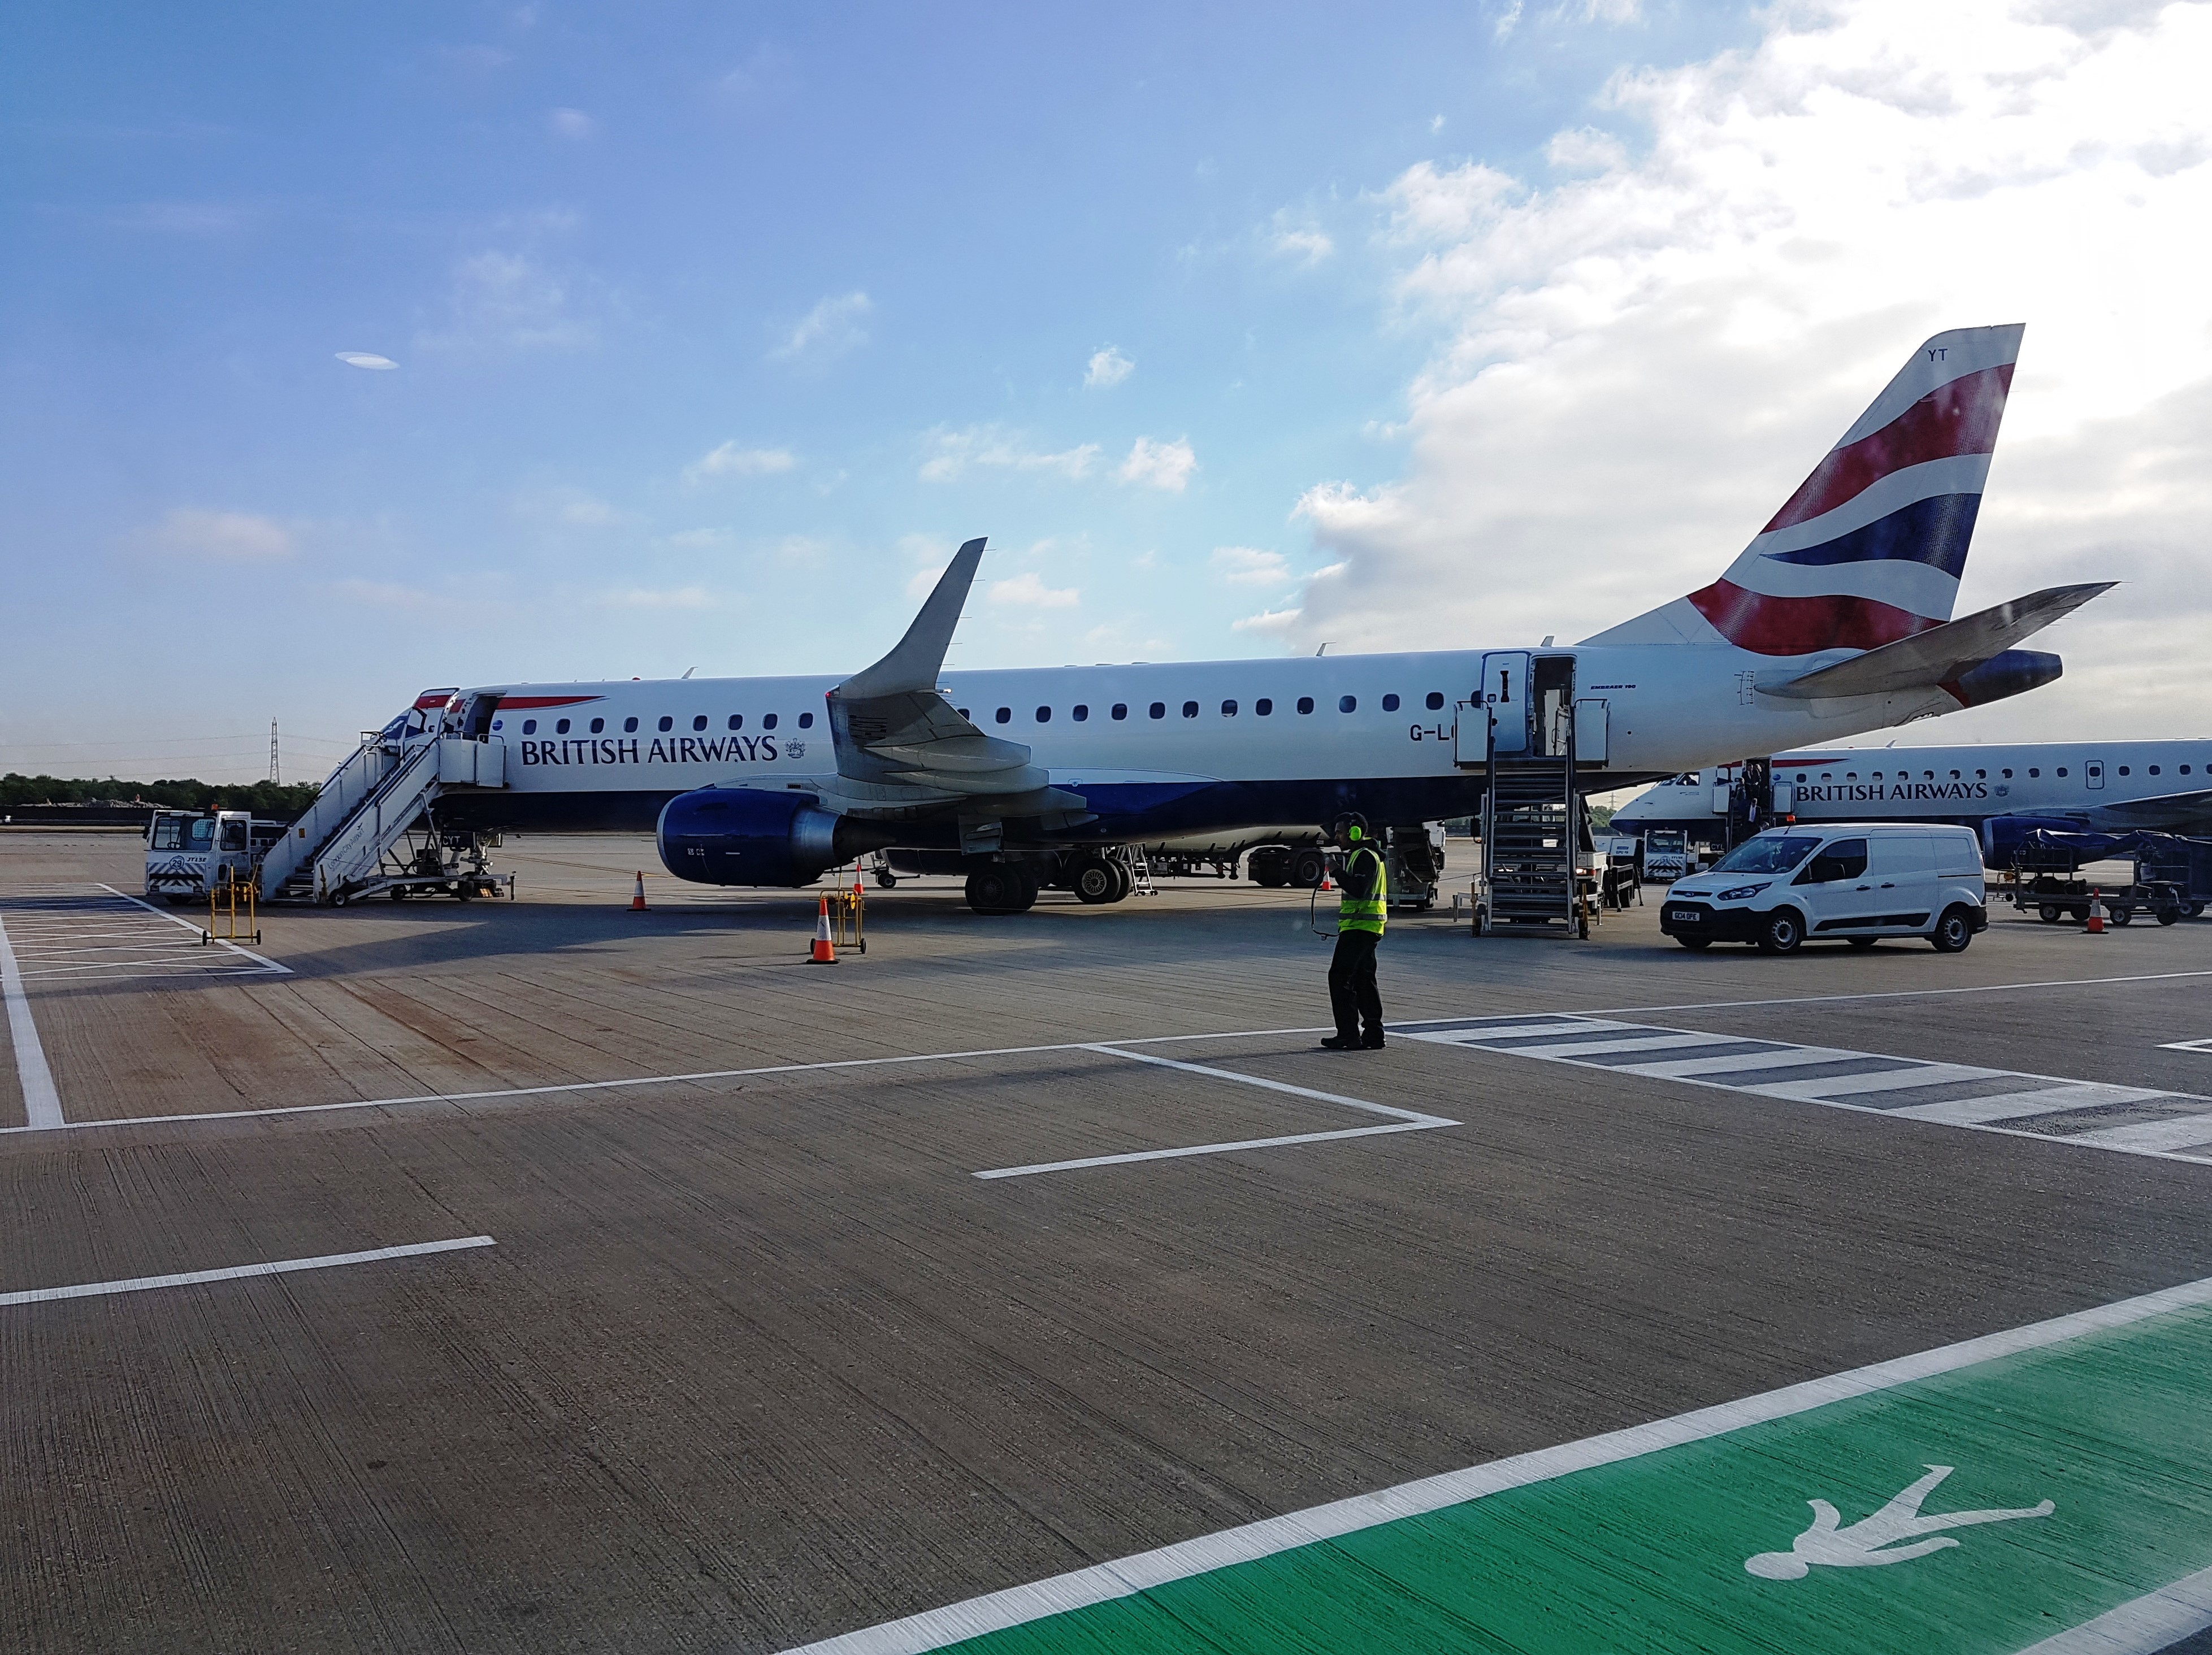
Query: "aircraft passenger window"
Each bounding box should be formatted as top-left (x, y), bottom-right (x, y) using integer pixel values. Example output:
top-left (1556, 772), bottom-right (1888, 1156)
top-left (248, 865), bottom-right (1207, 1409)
top-left (523, 719), bottom-right (537, 735)
top-left (1149, 702), bottom-right (1166, 719)
top-left (1073, 705), bottom-right (1088, 722)
top-left (1846, 772), bottom-right (1857, 781)
top-left (1426, 692), bottom-right (1445, 711)
top-left (1339, 695), bottom-right (1356, 713)
top-left (1975, 769), bottom-right (1985, 779)
top-left (2057, 767), bottom-right (2067, 777)
top-left (2029, 768), bottom-right (2040, 777)
top-left (590, 717), bottom-right (605, 734)
top-left (1923, 771), bottom-right (1934, 780)
top-left (799, 713), bottom-right (814, 728)
top-left (1182, 701), bottom-right (1199, 718)
top-left (2150, 765), bottom-right (2161, 775)
top-left (658, 716), bottom-right (674, 732)
top-left (1256, 698), bottom-right (1273, 715)
top-left (693, 715), bottom-right (708, 731)
top-left (1111, 703), bottom-right (1127, 720)
top-left (2119, 766), bottom-right (2131, 776)
top-left (1035, 706), bottom-right (1051, 723)
top-left (1222, 700), bottom-right (1237, 716)
top-left (728, 715), bottom-right (743, 730)
top-left (624, 717), bottom-right (639, 733)
top-left (2001, 768), bottom-right (2012, 777)
top-left (1950, 770), bottom-right (1961, 780)
top-left (1795, 772), bottom-right (1806, 782)
top-left (2184, 766), bottom-right (2194, 775)
top-left (995, 707), bottom-right (1010, 724)
top-left (1382, 693), bottom-right (1400, 712)
top-left (1871, 772), bottom-right (1883, 781)
top-left (762, 713), bottom-right (778, 730)
top-left (556, 718), bottom-right (571, 734)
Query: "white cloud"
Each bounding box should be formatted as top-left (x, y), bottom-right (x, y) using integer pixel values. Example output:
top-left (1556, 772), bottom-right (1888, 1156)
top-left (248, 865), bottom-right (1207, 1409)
top-left (988, 570), bottom-right (1079, 609)
top-left (685, 442), bottom-right (796, 482)
top-left (920, 425), bottom-right (1100, 483)
top-left (1233, 606), bottom-right (1303, 635)
top-left (548, 107), bottom-right (596, 139)
top-left (1085, 346), bottom-right (1135, 388)
top-left (512, 486), bottom-right (624, 527)
top-left (1212, 546), bottom-right (1291, 587)
top-left (1544, 126), bottom-right (1626, 173)
top-left (334, 577), bottom-right (433, 610)
top-left (153, 508), bottom-right (293, 561)
top-left (335, 351), bottom-right (397, 370)
top-left (1271, 225), bottom-right (1335, 264)
top-left (1118, 435), bottom-right (1196, 492)
top-left (606, 585), bottom-right (715, 609)
top-left (1286, 0), bottom-right (2212, 739)
top-left (422, 251), bottom-right (591, 351)
top-left (771, 290), bottom-right (871, 362)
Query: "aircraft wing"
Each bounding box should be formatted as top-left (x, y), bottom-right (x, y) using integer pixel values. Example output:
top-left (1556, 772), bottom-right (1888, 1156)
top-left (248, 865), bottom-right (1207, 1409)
top-left (824, 538), bottom-right (1066, 804)
top-left (1759, 583), bottom-right (2114, 700)
top-left (2090, 787), bottom-right (2212, 825)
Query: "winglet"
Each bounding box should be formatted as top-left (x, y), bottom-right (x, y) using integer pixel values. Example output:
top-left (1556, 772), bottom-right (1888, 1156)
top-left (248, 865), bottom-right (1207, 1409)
top-left (836, 538), bottom-right (986, 698)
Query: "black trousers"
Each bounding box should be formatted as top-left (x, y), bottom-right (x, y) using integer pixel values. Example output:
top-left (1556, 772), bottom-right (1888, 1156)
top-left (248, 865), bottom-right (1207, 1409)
top-left (1328, 928), bottom-right (1383, 1041)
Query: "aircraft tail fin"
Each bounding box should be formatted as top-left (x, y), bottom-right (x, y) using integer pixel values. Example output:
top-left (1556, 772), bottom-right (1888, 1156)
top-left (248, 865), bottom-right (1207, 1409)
top-left (1583, 325), bottom-right (2025, 653)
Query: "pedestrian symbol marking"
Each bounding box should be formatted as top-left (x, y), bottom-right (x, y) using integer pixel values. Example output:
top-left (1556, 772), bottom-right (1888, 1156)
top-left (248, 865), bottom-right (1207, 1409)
top-left (1746, 1464), bottom-right (2055, 1579)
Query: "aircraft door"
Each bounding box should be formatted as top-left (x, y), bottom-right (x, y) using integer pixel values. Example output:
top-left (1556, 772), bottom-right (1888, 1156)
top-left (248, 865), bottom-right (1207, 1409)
top-left (2084, 758), bottom-right (2106, 790)
top-left (1481, 651), bottom-right (1530, 757)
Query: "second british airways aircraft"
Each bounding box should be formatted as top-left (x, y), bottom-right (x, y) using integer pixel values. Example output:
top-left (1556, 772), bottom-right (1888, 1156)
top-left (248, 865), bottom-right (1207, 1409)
top-left (414, 325), bottom-right (2106, 910)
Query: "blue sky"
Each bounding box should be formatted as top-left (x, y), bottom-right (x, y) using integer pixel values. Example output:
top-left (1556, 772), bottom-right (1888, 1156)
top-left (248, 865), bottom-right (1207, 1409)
top-left (8, 1), bottom-right (2209, 787)
top-left (1, 1), bottom-right (1755, 781)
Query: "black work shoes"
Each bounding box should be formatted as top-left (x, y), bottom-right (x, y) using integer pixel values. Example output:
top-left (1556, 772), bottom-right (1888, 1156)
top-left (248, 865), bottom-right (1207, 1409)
top-left (1320, 1035), bottom-right (1387, 1050)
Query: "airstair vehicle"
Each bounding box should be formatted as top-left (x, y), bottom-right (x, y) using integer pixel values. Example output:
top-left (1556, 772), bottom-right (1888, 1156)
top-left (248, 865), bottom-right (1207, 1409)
top-left (254, 690), bottom-right (510, 905)
top-left (1468, 652), bottom-right (1603, 938)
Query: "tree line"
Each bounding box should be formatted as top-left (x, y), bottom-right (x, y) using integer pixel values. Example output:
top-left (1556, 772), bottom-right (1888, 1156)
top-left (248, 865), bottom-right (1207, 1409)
top-left (0, 774), bottom-right (322, 818)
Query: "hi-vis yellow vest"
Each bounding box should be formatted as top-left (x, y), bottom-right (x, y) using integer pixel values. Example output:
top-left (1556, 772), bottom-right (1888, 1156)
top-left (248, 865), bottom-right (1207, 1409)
top-left (1339, 845), bottom-right (1387, 935)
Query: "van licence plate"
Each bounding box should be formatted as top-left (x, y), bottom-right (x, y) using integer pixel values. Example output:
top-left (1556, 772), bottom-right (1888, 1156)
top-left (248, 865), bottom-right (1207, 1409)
top-left (1668, 908), bottom-right (1701, 923)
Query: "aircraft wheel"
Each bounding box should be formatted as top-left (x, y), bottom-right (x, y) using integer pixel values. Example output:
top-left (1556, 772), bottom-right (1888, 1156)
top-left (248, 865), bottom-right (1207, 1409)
top-left (1107, 859), bottom-right (1133, 902)
top-left (964, 866), bottom-right (1020, 913)
top-left (1931, 905), bottom-right (1976, 953)
top-left (874, 869), bottom-right (897, 891)
top-left (1755, 910), bottom-right (1803, 955)
top-left (1072, 859), bottom-right (1118, 904)
top-left (1005, 865), bottom-right (1040, 912)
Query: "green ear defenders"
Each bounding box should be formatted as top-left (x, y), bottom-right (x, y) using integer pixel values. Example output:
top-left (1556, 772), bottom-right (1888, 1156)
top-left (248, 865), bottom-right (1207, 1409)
top-left (1332, 812), bottom-right (1370, 844)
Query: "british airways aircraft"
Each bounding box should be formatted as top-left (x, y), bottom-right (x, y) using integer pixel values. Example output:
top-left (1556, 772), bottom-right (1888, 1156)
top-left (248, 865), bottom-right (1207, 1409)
top-left (421, 325), bottom-right (2108, 911)
top-left (1615, 742), bottom-right (2212, 862)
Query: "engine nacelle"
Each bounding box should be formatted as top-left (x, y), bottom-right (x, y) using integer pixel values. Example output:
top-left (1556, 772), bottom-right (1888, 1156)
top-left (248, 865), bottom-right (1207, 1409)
top-left (656, 787), bottom-right (855, 887)
top-left (1948, 649), bottom-right (2061, 709)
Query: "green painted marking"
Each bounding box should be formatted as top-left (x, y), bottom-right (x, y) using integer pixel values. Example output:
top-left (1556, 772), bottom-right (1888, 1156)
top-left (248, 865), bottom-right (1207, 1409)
top-left (814, 1302), bottom-right (2212, 1654)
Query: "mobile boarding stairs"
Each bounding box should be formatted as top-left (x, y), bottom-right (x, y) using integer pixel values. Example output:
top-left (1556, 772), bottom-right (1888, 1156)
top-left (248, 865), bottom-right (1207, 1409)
top-left (1464, 651), bottom-right (1605, 939)
top-left (257, 700), bottom-right (508, 905)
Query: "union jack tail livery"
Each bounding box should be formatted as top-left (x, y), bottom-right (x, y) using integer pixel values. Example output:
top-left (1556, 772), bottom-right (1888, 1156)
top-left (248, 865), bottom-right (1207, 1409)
top-left (1586, 324), bottom-right (2024, 654)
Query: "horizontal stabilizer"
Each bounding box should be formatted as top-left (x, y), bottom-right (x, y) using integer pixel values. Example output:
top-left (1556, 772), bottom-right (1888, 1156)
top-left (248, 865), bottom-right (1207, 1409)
top-left (1760, 582), bottom-right (2113, 700)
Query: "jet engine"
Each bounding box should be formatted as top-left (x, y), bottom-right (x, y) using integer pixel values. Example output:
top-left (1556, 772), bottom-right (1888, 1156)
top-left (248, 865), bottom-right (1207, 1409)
top-left (656, 787), bottom-right (891, 887)
top-left (1947, 649), bottom-right (2061, 709)
top-left (1979, 814), bottom-right (2090, 866)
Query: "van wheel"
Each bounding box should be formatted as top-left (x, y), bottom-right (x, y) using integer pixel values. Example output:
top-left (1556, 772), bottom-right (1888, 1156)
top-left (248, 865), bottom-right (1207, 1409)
top-left (1756, 910), bottom-right (1803, 955)
top-left (1675, 936), bottom-right (1711, 950)
top-left (1931, 905), bottom-right (1976, 953)
top-left (1848, 937), bottom-right (1879, 949)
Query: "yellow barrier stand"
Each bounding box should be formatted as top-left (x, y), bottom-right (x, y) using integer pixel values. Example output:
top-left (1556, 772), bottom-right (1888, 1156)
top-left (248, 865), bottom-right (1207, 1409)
top-left (825, 877), bottom-right (866, 955)
top-left (203, 872), bottom-right (262, 946)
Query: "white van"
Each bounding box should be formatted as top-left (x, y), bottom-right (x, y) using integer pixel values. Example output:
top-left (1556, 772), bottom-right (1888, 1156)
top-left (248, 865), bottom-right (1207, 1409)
top-left (1659, 823), bottom-right (1987, 954)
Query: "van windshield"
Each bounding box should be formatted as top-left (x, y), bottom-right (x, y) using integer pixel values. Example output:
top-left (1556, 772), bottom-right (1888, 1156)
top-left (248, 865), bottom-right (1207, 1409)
top-left (1708, 835), bottom-right (1821, 875)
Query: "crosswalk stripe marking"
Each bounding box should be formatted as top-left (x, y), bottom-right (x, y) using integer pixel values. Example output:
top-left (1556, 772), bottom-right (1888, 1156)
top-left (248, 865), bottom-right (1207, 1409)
top-left (1619, 1046), bottom-right (1865, 1079)
top-left (1890, 1087), bottom-right (2154, 1126)
top-left (1478, 1032), bottom-right (1733, 1059)
top-left (2066, 1115), bottom-right (2212, 1153)
top-left (1746, 1063), bottom-right (2011, 1101)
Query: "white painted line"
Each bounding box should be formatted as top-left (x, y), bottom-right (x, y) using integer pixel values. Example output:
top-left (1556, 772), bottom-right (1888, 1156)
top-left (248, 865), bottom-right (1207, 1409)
top-left (1615, 1046), bottom-right (1855, 1079)
top-left (2013, 1559), bottom-right (2212, 1654)
top-left (978, 1123), bottom-right (1436, 1179)
top-left (0, 1235), bottom-right (494, 1308)
top-left (2066, 1115), bottom-right (2212, 1154)
top-left (2159, 1038), bottom-right (2212, 1054)
top-left (1892, 1085), bottom-right (2176, 1127)
top-left (0, 918), bottom-right (63, 1130)
top-left (1598, 968), bottom-right (2212, 1019)
top-left (1477, 1032), bottom-right (1729, 1059)
top-left (93, 883), bottom-right (290, 975)
top-left (970, 1046), bottom-right (1459, 1179)
top-left (1409, 1018), bottom-right (1640, 1041)
top-left (1748, 1062), bottom-right (2009, 1102)
top-left (777, 1274), bottom-right (2212, 1655)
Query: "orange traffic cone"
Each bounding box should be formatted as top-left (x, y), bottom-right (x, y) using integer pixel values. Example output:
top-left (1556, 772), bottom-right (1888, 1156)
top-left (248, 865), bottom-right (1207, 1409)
top-left (629, 871), bottom-right (647, 911)
top-left (2087, 888), bottom-right (2105, 934)
top-left (1320, 871), bottom-right (1333, 892)
top-left (809, 894), bottom-right (838, 963)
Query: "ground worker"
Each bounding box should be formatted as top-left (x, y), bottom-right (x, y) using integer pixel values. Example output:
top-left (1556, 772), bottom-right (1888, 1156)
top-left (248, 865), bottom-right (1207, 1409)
top-left (1321, 813), bottom-right (1387, 1050)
